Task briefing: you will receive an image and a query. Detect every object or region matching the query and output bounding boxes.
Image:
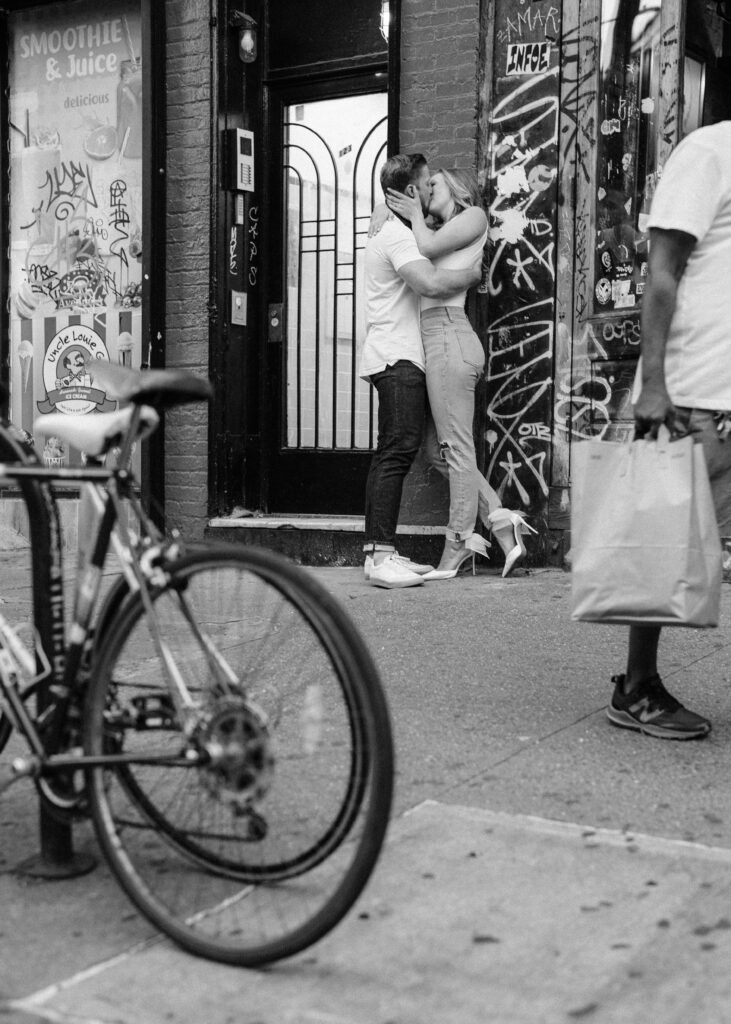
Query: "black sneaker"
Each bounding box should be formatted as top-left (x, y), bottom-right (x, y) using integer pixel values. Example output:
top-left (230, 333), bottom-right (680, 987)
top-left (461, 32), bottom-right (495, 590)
top-left (607, 674), bottom-right (711, 740)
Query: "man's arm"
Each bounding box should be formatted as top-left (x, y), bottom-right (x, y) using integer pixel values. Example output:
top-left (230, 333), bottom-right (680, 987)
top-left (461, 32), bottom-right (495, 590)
top-left (634, 227), bottom-right (696, 437)
top-left (397, 257), bottom-right (482, 299)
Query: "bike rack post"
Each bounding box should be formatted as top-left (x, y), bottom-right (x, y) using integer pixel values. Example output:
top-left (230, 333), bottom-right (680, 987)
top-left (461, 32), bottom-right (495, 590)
top-left (15, 804), bottom-right (97, 880)
top-left (6, 442), bottom-right (98, 880)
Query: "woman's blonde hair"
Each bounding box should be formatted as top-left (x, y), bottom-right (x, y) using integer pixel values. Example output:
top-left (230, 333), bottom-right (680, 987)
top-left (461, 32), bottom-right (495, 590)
top-left (435, 168), bottom-right (482, 217)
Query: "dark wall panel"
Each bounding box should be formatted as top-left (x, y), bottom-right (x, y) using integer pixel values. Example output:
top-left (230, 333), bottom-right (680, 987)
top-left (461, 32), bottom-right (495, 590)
top-left (268, 0), bottom-right (386, 69)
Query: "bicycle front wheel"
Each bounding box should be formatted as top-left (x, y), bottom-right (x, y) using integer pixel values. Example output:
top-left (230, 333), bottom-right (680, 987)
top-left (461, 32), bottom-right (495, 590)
top-left (84, 546), bottom-right (393, 966)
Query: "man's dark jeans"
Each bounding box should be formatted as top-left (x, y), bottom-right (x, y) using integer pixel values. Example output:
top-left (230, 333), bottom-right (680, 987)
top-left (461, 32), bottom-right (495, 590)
top-left (364, 360), bottom-right (427, 548)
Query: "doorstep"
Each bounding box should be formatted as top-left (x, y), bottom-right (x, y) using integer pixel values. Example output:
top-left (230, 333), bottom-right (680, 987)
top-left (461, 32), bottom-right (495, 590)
top-left (206, 514), bottom-right (445, 567)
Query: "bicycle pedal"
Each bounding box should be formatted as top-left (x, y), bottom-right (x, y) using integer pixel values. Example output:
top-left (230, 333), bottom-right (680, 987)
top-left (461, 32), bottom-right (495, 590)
top-left (0, 756), bottom-right (38, 793)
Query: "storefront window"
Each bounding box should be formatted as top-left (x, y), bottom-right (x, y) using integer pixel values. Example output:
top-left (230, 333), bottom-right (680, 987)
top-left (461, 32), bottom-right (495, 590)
top-left (7, 0), bottom-right (143, 467)
top-left (593, 0), bottom-right (662, 315)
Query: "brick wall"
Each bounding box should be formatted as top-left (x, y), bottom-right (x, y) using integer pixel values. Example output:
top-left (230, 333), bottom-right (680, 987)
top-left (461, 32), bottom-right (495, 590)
top-left (159, 0), bottom-right (483, 536)
top-left (163, 0), bottom-right (212, 539)
top-left (398, 0), bottom-right (481, 524)
top-left (399, 0), bottom-right (481, 169)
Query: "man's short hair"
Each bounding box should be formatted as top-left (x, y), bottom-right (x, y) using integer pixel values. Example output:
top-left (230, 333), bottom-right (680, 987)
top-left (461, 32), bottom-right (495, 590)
top-left (380, 153), bottom-right (428, 195)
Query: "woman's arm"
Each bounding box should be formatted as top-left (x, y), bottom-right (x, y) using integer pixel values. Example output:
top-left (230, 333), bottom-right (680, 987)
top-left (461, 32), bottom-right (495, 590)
top-left (385, 189), bottom-right (487, 258)
top-left (367, 202), bottom-right (393, 238)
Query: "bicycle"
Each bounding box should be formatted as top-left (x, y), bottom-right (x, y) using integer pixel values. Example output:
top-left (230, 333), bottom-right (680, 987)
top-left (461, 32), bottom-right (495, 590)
top-left (0, 360), bottom-right (394, 966)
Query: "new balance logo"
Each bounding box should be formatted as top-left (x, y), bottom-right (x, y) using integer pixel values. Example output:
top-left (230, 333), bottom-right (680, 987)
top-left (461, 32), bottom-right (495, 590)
top-left (629, 697), bottom-right (664, 723)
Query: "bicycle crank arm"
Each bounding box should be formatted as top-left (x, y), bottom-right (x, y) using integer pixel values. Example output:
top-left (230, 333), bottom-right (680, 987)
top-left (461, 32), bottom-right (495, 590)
top-left (42, 751), bottom-right (205, 771)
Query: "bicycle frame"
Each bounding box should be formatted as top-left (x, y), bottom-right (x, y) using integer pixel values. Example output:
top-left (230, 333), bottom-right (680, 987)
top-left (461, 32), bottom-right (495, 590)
top-left (0, 419), bottom-right (181, 776)
top-left (0, 414), bottom-right (242, 782)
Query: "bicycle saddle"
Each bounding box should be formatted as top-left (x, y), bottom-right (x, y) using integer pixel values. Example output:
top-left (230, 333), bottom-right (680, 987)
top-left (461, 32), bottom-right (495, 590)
top-left (34, 405), bottom-right (160, 457)
top-left (88, 362), bottom-right (213, 408)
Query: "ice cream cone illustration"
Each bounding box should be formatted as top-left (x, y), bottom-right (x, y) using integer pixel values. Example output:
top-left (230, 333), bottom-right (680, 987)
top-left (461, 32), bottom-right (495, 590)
top-left (117, 331), bottom-right (134, 367)
top-left (18, 338), bottom-right (33, 392)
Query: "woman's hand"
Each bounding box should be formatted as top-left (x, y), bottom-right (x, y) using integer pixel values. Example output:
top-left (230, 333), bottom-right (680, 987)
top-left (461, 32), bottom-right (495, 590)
top-left (386, 188), bottom-right (424, 226)
top-left (367, 203), bottom-right (392, 238)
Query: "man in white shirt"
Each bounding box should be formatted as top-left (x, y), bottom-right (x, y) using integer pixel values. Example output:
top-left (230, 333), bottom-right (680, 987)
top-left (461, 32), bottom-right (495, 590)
top-left (607, 120), bottom-right (731, 739)
top-left (360, 153), bottom-right (482, 588)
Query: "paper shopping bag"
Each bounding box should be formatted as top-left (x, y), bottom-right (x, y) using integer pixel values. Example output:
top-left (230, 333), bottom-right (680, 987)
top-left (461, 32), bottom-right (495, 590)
top-left (570, 432), bottom-right (722, 627)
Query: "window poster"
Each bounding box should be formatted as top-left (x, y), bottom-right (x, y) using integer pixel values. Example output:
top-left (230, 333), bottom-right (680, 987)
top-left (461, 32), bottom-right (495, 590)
top-left (593, 0), bottom-right (661, 316)
top-left (7, 0), bottom-right (143, 467)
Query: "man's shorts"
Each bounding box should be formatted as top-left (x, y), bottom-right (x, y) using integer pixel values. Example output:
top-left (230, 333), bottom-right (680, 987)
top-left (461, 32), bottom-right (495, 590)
top-left (675, 407), bottom-right (731, 535)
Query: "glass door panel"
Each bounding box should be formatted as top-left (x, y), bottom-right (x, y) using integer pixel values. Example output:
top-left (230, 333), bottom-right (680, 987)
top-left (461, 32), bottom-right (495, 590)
top-left (593, 0), bottom-right (663, 315)
top-left (283, 93), bottom-right (387, 452)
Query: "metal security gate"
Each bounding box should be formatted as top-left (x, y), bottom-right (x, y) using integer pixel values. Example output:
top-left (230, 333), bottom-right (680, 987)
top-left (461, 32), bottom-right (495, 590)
top-left (284, 94), bottom-right (386, 450)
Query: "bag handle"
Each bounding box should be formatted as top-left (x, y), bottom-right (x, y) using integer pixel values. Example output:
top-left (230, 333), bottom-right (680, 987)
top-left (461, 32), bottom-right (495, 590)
top-left (655, 423), bottom-right (672, 454)
top-left (620, 423), bottom-right (672, 477)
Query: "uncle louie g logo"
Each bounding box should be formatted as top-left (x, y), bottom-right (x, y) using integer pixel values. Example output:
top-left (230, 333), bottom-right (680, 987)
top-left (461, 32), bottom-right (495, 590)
top-left (37, 324), bottom-right (117, 415)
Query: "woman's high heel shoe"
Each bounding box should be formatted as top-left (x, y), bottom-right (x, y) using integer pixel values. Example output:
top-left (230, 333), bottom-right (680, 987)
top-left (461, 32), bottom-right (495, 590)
top-left (422, 533), bottom-right (490, 581)
top-left (487, 509), bottom-right (537, 578)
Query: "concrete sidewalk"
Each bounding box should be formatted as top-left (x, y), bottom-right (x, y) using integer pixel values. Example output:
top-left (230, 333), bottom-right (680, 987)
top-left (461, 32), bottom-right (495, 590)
top-left (3, 545), bottom-right (731, 1022)
top-left (5, 800), bottom-right (731, 1024)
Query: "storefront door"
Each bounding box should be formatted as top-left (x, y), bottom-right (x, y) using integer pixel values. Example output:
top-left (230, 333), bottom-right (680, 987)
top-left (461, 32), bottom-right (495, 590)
top-left (263, 80), bottom-right (388, 514)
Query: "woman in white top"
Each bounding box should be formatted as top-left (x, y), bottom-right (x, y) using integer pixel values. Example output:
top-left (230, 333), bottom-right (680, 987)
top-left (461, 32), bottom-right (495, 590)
top-left (384, 168), bottom-right (535, 579)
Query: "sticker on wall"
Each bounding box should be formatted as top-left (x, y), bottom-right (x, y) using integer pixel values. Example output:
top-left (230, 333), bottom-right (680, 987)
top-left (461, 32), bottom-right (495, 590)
top-left (612, 281), bottom-right (635, 309)
top-left (506, 42), bottom-right (551, 76)
top-left (595, 278), bottom-right (612, 306)
top-left (37, 323), bottom-right (116, 415)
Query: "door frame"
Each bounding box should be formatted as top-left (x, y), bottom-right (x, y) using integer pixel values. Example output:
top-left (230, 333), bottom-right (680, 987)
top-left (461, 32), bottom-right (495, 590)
top-left (258, 70), bottom-right (390, 514)
top-left (563, 0), bottom-right (685, 479)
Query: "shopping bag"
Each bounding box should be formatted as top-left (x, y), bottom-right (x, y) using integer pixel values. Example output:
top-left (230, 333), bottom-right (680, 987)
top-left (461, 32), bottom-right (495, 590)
top-left (570, 430), bottom-right (722, 626)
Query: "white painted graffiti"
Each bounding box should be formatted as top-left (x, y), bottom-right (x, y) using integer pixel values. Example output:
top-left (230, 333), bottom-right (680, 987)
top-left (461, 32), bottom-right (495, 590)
top-left (487, 70), bottom-right (559, 298)
top-left (518, 422), bottom-right (551, 442)
top-left (497, 5), bottom-right (560, 45)
top-left (554, 370), bottom-right (612, 442)
top-left (485, 299), bottom-right (554, 501)
top-left (229, 226), bottom-right (238, 276)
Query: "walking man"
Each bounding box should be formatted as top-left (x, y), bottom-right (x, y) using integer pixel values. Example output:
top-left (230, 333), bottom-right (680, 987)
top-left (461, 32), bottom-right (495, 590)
top-left (608, 120), bottom-right (731, 738)
top-left (360, 153), bottom-right (482, 588)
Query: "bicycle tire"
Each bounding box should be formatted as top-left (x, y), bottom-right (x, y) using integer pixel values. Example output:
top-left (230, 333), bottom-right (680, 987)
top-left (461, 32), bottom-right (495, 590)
top-left (84, 545), bottom-right (393, 966)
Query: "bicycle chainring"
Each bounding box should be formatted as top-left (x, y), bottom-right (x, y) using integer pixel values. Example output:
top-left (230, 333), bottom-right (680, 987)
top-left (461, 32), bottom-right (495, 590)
top-left (196, 695), bottom-right (274, 817)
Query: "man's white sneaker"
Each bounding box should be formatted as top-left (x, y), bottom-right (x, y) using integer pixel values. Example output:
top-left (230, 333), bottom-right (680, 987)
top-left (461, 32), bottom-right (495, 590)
top-left (364, 552), bottom-right (434, 581)
top-left (366, 554), bottom-right (425, 589)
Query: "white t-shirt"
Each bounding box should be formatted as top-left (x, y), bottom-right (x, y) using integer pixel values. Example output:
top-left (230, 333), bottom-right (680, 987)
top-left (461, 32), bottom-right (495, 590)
top-left (420, 227), bottom-right (488, 310)
top-left (643, 121), bottom-right (731, 409)
top-left (359, 219), bottom-right (427, 380)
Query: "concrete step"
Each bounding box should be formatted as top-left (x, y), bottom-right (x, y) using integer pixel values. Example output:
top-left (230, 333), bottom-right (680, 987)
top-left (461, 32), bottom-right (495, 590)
top-left (206, 514), bottom-right (444, 566)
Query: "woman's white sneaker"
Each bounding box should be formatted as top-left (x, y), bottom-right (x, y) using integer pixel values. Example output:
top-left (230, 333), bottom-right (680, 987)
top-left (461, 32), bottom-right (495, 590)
top-left (366, 554), bottom-right (425, 588)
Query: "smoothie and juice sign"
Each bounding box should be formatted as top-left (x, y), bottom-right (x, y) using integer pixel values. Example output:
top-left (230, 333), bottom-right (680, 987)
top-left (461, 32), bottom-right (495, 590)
top-left (8, 2), bottom-right (143, 459)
